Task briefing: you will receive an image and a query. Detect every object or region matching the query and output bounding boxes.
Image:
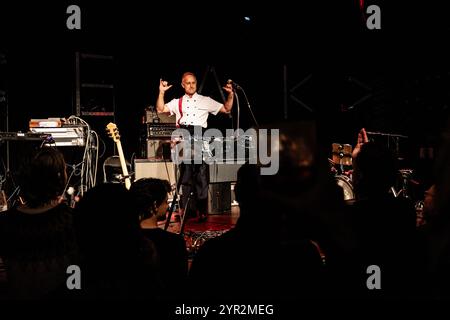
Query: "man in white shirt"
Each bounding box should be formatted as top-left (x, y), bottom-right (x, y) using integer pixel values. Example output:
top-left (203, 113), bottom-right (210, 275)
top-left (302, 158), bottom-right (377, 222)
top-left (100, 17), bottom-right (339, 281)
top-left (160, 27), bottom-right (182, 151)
top-left (156, 72), bottom-right (234, 221)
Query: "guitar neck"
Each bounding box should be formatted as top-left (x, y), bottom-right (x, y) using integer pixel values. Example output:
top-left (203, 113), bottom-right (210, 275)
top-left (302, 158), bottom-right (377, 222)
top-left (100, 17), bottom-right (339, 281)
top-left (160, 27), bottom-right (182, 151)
top-left (115, 140), bottom-right (131, 189)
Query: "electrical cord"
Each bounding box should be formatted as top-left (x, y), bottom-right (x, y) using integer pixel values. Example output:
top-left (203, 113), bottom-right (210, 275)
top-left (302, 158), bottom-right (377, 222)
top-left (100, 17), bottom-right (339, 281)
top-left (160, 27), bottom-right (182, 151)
top-left (66, 115), bottom-right (99, 196)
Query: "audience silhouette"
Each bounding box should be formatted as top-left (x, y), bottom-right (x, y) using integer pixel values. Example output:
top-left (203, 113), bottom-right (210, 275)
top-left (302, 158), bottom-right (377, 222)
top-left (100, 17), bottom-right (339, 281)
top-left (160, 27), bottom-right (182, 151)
top-left (73, 183), bottom-right (162, 299)
top-left (130, 178), bottom-right (188, 298)
top-left (0, 147), bottom-right (79, 299)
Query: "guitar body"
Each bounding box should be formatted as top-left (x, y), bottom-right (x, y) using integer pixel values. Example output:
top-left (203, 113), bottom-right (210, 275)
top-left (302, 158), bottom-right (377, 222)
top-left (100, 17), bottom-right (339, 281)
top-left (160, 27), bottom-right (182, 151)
top-left (106, 123), bottom-right (132, 190)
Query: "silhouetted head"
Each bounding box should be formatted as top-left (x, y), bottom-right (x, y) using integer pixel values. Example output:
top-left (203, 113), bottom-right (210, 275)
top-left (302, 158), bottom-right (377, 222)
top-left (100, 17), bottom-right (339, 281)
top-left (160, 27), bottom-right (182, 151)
top-left (18, 146), bottom-right (67, 208)
top-left (352, 141), bottom-right (397, 199)
top-left (259, 121), bottom-right (326, 196)
top-left (239, 122), bottom-right (344, 238)
top-left (434, 118), bottom-right (450, 217)
top-left (74, 183), bottom-right (141, 258)
top-left (130, 178), bottom-right (171, 220)
top-left (234, 163), bottom-right (261, 211)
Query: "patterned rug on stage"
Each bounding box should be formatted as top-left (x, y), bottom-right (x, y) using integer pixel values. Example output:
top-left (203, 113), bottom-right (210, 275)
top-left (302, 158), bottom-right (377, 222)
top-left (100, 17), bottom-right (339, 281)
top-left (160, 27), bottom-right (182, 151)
top-left (160, 211), bottom-right (238, 258)
top-left (183, 214), bottom-right (237, 258)
top-left (184, 229), bottom-right (231, 259)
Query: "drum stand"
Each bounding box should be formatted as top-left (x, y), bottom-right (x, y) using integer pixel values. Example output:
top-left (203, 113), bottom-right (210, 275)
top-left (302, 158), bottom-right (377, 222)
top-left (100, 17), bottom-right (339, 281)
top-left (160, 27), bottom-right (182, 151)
top-left (391, 169), bottom-right (413, 199)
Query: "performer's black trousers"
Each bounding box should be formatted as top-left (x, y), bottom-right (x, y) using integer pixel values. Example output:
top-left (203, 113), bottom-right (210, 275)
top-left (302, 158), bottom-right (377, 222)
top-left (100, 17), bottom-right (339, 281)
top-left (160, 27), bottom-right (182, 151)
top-left (179, 162), bottom-right (209, 216)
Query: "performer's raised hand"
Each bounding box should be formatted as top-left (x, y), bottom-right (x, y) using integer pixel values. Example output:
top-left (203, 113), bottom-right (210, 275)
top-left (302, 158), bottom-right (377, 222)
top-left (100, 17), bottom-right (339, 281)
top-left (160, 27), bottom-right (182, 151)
top-left (222, 80), bottom-right (234, 95)
top-left (352, 127), bottom-right (369, 159)
top-left (159, 79), bottom-right (173, 93)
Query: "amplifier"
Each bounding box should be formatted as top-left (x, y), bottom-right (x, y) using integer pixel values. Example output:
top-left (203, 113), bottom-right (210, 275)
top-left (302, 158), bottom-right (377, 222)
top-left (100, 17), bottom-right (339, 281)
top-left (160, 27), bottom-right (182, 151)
top-left (145, 109), bottom-right (176, 124)
top-left (134, 159), bottom-right (177, 185)
top-left (147, 123), bottom-right (177, 139)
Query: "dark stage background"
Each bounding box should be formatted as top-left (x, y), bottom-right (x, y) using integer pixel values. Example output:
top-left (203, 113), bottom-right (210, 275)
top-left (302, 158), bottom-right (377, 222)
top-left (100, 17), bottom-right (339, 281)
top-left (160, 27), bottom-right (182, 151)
top-left (1, 1), bottom-right (450, 184)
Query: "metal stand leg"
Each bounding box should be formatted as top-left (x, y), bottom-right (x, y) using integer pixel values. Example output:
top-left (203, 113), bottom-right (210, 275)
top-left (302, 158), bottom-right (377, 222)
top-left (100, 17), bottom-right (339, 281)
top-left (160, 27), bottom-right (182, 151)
top-left (164, 164), bottom-right (183, 231)
top-left (179, 191), bottom-right (193, 235)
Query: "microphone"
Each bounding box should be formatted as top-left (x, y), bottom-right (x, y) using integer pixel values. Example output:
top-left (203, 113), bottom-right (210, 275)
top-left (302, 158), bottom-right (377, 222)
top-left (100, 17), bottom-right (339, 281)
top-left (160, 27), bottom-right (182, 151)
top-left (227, 79), bottom-right (241, 90)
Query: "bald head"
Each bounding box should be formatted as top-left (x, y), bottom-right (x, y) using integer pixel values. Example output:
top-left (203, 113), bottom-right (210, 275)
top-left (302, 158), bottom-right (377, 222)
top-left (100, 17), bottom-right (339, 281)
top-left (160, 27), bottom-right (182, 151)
top-left (181, 72), bottom-right (197, 96)
top-left (181, 72), bottom-right (196, 81)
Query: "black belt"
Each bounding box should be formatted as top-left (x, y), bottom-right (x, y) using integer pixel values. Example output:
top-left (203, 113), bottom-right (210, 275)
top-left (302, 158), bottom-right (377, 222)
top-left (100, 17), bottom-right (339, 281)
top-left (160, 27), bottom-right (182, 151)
top-left (178, 125), bottom-right (205, 137)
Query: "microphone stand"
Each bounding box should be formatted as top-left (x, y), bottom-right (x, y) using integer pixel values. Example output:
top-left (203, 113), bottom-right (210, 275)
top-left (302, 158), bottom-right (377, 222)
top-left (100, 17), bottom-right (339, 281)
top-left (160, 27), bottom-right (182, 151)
top-left (233, 82), bottom-right (259, 131)
top-left (241, 86), bottom-right (259, 128)
top-left (235, 91), bottom-right (240, 138)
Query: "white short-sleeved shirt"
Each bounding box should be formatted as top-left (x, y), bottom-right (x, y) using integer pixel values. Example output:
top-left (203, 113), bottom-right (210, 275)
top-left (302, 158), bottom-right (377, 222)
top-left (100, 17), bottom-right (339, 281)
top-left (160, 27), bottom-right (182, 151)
top-left (166, 93), bottom-right (223, 128)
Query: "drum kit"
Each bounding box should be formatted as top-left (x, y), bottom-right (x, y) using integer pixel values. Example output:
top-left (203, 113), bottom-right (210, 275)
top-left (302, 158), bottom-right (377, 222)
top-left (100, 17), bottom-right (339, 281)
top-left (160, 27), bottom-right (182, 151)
top-left (329, 143), bottom-right (355, 201)
top-left (329, 137), bottom-right (416, 203)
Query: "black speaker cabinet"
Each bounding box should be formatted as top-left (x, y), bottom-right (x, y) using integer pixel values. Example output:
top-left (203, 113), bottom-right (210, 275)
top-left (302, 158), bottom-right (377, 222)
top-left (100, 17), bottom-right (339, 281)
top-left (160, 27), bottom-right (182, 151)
top-left (208, 182), bottom-right (231, 214)
top-left (208, 163), bottom-right (243, 183)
